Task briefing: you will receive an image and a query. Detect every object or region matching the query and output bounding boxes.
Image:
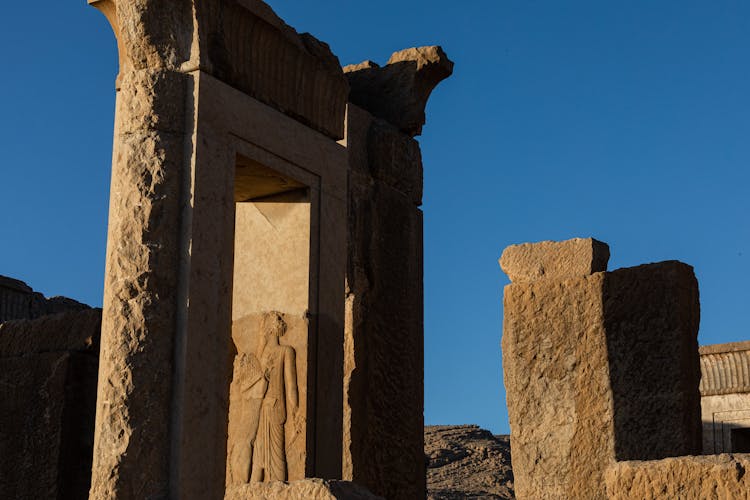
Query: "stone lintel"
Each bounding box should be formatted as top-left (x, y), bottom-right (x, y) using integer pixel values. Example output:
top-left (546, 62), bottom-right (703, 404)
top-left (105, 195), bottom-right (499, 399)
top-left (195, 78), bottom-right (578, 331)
top-left (345, 46), bottom-right (454, 137)
top-left (90, 0), bottom-right (348, 139)
top-left (499, 237), bottom-right (610, 283)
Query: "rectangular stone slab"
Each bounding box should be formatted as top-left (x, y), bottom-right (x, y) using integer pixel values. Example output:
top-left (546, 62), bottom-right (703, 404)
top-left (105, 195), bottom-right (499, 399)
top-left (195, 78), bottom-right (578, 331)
top-left (502, 260), bottom-right (700, 499)
top-left (500, 237), bottom-right (610, 283)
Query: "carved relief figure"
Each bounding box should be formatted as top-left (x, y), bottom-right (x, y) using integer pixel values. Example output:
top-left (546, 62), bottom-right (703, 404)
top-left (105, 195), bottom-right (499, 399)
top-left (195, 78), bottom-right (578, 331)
top-left (228, 351), bottom-right (266, 484)
top-left (249, 311), bottom-right (299, 482)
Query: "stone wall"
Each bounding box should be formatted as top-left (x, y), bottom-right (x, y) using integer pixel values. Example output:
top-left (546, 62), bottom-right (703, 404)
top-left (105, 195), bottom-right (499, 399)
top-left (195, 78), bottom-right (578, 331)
top-left (699, 341), bottom-right (750, 453)
top-left (343, 103), bottom-right (427, 500)
top-left (604, 454), bottom-right (750, 499)
top-left (500, 238), bottom-right (701, 500)
top-left (342, 47), bottom-right (452, 500)
top-left (0, 308), bottom-right (101, 499)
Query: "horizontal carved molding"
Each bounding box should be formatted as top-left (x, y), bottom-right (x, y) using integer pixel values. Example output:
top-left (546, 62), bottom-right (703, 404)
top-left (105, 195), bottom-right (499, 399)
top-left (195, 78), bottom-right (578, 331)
top-left (700, 342), bottom-right (750, 396)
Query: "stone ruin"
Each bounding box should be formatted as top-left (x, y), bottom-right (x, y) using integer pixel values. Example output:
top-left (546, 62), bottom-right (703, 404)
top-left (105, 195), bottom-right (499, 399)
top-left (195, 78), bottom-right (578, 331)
top-left (3, 2), bottom-right (750, 500)
top-left (3, 0), bottom-right (454, 497)
top-left (6, 0), bottom-right (454, 499)
top-left (0, 277), bottom-right (101, 499)
top-left (499, 237), bottom-right (750, 499)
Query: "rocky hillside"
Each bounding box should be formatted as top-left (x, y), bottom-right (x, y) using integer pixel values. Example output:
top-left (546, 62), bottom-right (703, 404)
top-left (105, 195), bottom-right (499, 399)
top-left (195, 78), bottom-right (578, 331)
top-left (425, 425), bottom-right (514, 499)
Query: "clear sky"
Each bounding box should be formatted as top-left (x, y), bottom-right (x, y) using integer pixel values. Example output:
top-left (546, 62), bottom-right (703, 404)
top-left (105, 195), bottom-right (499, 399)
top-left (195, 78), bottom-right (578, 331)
top-left (1, 1), bottom-right (749, 435)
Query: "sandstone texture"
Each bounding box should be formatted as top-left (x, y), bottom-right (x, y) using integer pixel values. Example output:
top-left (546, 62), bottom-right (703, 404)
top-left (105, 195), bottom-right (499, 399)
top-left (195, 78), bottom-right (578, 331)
top-left (344, 104), bottom-right (427, 500)
top-left (345, 46), bottom-right (454, 136)
top-left (224, 479), bottom-right (383, 500)
top-left (604, 454), bottom-right (750, 499)
top-left (502, 238), bottom-right (700, 499)
top-left (503, 270), bottom-right (611, 499)
top-left (425, 425), bottom-right (514, 500)
top-left (603, 262), bottom-right (702, 461)
top-left (90, 64), bottom-right (188, 499)
top-left (499, 237), bottom-right (610, 283)
top-left (0, 309), bottom-right (102, 500)
top-left (93, 0), bottom-right (347, 139)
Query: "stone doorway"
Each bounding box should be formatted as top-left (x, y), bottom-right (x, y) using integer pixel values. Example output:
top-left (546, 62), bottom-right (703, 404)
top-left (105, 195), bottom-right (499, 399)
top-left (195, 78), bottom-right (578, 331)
top-left (226, 156), bottom-right (315, 484)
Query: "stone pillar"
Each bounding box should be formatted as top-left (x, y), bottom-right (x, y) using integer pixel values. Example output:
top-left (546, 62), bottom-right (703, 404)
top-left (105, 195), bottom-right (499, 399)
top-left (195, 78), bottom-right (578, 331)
top-left (500, 238), bottom-right (701, 500)
top-left (90, 33), bottom-right (193, 500)
top-left (89, 1), bottom-right (348, 498)
top-left (342, 47), bottom-right (453, 500)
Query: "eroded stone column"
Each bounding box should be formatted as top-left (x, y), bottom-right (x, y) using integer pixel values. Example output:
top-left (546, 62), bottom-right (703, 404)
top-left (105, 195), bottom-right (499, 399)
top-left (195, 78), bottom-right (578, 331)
top-left (501, 238), bottom-right (701, 500)
top-left (343, 47), bottom-right (453, 500)
top-left (89, 2), bottom-right (193, 493)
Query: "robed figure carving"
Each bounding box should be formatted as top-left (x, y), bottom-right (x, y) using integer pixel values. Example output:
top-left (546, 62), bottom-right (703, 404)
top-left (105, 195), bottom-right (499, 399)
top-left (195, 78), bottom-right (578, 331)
top-left (229, 311), bottom-right (300, 484)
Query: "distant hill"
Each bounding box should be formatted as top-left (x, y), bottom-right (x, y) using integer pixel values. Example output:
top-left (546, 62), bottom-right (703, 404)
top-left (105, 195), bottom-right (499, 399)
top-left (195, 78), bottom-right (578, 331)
top-left (425, 425), bottom-right (514, 499)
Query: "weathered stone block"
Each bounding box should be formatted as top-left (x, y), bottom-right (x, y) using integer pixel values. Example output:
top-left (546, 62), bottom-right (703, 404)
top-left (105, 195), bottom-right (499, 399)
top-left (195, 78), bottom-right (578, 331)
top-left (345, 98), bottom-right (427, 500)
top-left (604, 454), bottom-right (750, 499)
top-left (345, 104), bottom-right (423, 206)
top-left (500, 237), bottom-right (610, 283)
top-left (345, 46), bottom-right (454, 137)
top-left (224, 479), bottom-right (384, 500)
top-left (502, 240), bottom-right (700, 500)
top-left (367, 118), bottom-right (423, 206)
top-left (345, 178), bottom-right (425, 500)
top-left (503, 272), bottom-right (610, 500)
top-left (603, 262), bottom-right (702, 461)
top-left (0, 310), bottom-right (101, 500)
top-left (196, 1), bottom-right (349, 139)
top-left (92, 0), bottom-right (348, 139)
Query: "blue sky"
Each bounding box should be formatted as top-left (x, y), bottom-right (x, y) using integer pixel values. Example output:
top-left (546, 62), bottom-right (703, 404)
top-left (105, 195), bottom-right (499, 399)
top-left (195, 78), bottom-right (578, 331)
top-left (1, 2), bottom-right (748, 435)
